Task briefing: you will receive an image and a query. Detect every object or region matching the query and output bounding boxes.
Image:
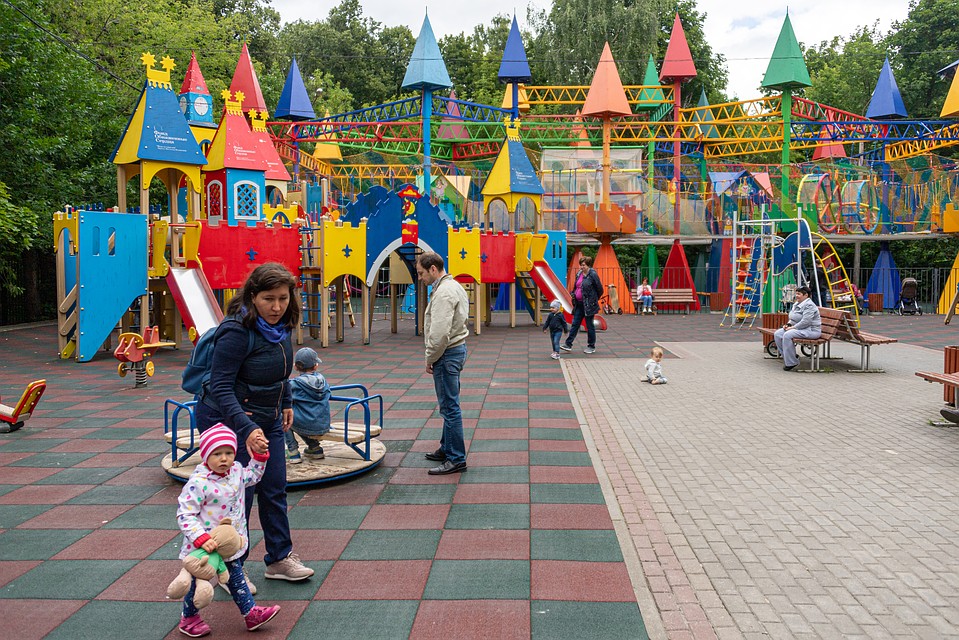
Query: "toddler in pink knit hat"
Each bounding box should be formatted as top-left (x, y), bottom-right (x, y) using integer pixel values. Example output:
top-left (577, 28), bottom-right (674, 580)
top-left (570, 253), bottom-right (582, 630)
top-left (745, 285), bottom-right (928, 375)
top-left (173, 423), bottom-right (279, 636)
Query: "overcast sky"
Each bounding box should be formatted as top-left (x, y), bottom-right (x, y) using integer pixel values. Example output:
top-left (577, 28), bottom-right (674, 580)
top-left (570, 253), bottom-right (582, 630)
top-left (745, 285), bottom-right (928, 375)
top-left (270, 0), bottom-right (913, 100)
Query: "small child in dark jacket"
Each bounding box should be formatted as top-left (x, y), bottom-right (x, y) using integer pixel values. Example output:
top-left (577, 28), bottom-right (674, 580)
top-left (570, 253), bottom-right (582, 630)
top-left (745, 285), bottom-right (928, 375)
top-left (287, 347), bottom-right (332, 461)
top-left (543, 300), bottom-right (569, 360)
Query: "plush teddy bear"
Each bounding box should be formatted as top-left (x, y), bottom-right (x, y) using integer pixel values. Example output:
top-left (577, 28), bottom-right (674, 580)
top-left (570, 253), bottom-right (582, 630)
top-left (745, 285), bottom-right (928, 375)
top-left (166, 518), bottom-right (245, 609)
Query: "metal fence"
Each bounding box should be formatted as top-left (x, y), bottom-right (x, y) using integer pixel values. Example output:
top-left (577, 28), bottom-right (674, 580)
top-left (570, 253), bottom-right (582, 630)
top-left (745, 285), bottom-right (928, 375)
top-left (0, 253), bottom-right (57, 326)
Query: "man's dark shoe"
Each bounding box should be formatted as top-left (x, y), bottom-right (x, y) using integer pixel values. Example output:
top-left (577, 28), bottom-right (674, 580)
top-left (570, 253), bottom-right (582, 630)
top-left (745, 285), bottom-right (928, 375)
top-left (783, 364), bottom-right (797, 371)
top-left (424, 448), bottom-right (446, 462)
top-left (427, 460), bottom-right (467, 475)
top-left (940, 407), bottom-right (959, 424)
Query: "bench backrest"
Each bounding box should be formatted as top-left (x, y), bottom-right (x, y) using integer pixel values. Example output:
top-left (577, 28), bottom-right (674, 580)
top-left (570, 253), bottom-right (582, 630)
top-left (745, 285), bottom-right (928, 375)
top-left (818, 307), bottom-right (846, 339)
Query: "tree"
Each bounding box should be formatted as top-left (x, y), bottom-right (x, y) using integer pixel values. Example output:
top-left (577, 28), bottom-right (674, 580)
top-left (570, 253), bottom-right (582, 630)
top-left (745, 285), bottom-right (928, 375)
top-left (803, 24), bottom-right (886, 115)
top-left (661, 0), bottom-right (728, 105)
top-left (887, 0), bottom-right (959, 119)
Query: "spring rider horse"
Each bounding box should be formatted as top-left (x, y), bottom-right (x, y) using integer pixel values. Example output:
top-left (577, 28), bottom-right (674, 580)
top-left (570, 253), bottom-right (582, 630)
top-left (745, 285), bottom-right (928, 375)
top-left (114, 326), bottom-right (175, 388)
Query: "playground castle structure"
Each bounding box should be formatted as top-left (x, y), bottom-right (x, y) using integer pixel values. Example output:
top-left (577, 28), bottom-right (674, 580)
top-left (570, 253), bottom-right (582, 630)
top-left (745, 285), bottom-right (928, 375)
top-left (54, 9), bottom-right (959, 367)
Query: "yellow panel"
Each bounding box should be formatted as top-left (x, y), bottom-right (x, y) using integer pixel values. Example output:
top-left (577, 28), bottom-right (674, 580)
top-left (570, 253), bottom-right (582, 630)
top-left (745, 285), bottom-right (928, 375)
top-left (945, 203), bottom-right (959, 234)
top-left (943, 72), bottom-right (959, 118)
top-left (389, 252), bottom-right (413, 284)
top-left (481, 144), bottom-right (512, 198)
top-left (182, 221), bottom-right (202, 266)
top-left (322, 218), bottom-right (367, 287)
top-left (53, 209), bottom-right (79, 252)
top-left (938, 244), bottom-right (959, 314)
top-left (448, 227), bottom-right (482, 283)
top-left (141, 161), bottom-right (202, 194)
top-left (113, 91), bottom-right (148, 165)
top-left (149, 219), bottom-right (169, 278)
top-left (529, 233), bottom-right (548, 263)
top-left (515, 233), bottom-right (534, 272)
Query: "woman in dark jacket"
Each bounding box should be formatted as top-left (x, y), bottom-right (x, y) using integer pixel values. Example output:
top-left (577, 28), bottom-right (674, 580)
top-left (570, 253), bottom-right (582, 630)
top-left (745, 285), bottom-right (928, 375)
top-left (562, 255), bottom-right (603, 354)
top-left (196, 262), bottom-right (314, 589)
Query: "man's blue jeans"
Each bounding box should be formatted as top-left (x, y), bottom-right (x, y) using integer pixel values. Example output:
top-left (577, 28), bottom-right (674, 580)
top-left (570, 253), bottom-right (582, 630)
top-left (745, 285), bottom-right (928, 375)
top-left (432, 344), bottom-right (467, 465)
top-left (565, 301), bottom-right (595, 349)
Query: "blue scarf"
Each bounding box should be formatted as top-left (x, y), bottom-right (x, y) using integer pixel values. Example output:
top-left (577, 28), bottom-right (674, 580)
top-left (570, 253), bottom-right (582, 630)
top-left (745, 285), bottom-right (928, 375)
top-left (241, 306), bottom-right (290, 343)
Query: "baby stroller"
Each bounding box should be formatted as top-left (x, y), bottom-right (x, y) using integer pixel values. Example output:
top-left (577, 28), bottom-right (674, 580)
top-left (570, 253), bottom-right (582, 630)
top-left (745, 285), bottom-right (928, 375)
top-left (898, 277), bottom-right (922, 315)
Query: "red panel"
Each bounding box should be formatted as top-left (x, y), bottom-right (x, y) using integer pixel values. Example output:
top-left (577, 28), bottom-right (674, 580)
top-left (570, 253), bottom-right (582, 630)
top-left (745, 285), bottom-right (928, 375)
top-left (197, 221), bottom-right (301, 289)
top-left (659, 239), bottom-right (700, 311)
top-left (479, 232), bottom-right (516, 284)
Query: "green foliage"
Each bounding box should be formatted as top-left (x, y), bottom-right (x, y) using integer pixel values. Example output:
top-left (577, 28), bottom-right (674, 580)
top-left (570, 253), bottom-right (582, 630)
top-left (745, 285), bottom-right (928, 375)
top-left (0, 182), bottom-right (41, 295)
top-left (803, 24), bottom-right (886, 115)
top-left (661, 0), bottom-right (728, 105)
top-left (440, 15), bottom-right (513, 107)
top-left (887, 0), bottom-right (959, 119)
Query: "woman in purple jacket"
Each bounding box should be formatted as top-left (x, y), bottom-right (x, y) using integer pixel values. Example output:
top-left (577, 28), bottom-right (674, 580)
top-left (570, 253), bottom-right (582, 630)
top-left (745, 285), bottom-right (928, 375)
top-left (195, 263), bottom-right (314, 590)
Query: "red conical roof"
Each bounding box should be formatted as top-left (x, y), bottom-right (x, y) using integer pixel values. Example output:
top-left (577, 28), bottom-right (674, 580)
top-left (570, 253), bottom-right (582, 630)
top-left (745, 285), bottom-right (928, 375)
top-left (180, 52), bottom-right (209, 95)
top-left (582, 42), bottom-right (631, 118)
top-left (229, 43), bottom-right (268, 115)
top-left (659, 14), bottom-right (697, 82)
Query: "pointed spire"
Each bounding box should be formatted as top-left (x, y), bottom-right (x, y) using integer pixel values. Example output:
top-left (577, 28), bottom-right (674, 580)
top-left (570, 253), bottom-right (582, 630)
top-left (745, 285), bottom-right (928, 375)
top-left (582, 42), bottom-right (631, 118)
top-left (402, 15), bottom-right (452, 91)
top-left (812, 125), bottom-right (847, 160)
top-left (180, 52), bottom-right (209, 94)
top-left (498, 16), bottom-right (532, 83)
top-left (636, 55), bottom-right (666, 112)
top-left (692, 90), bottom-right (718, 139)
top-left (866, 56), bottom-right (908, 119)
top-left (941, 69), bottom-right (959, 117)
top-left (761, 14), bottom-right (811, 90)
top-left (275, 57), bottom-right (316, 121)
top-left (229, 43), bottom-right (268, 114)
top-left (570, 109), bottom-right (591, 148)
top-left (660, 14), bottom-right (697, 82)
top-left (438, 90), bottom-right (469, 140)
top-left (501, 83), bottom-right (530, 112)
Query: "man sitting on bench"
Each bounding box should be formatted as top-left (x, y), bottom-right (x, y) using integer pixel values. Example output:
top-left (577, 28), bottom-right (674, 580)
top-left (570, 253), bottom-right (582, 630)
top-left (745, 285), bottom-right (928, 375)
top-left (774, 286), bottom-right (821, 371)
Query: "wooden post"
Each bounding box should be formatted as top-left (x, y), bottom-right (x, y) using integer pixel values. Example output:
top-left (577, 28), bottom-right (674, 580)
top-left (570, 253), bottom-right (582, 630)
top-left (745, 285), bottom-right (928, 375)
top-left (362, 282), bottom-right (370, 345)
top-left (390, 284), bottom-right (398, 334)
top-left (320, 283), bottom-right (329, 348)
top-left (335, 278), bottom-right (344, 343)
top-left (509, 282), bottom-right (516, 328)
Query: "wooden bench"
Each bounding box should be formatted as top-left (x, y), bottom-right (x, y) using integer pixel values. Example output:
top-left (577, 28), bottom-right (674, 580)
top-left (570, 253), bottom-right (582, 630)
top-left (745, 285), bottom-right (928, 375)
top-left (632, 288), bottom-right (697, 314)
top-left (915, 372), bottom-right (959, 422)
top-left (756, 307), bottom-right (845, 371)
top-left (834, 312), bottom-right (898, 372)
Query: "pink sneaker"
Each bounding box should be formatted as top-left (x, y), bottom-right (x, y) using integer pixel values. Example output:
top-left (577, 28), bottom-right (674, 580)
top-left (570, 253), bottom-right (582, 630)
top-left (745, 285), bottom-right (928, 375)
top-left (245, 605), bottom-right (280, 631)
top-left (179, 614), bottom-right (211, 637)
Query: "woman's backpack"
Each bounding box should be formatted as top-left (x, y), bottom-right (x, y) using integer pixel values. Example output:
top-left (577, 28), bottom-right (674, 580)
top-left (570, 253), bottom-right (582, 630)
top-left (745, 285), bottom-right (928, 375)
top-left (181, 317), bottom-right (254, 395)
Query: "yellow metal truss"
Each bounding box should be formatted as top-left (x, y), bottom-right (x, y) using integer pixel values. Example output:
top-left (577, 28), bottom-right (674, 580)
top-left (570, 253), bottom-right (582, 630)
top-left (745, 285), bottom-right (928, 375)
top-left (884, 123), bottom-right (959, 161)
top-left (523, 85), bottom-right (674, 109)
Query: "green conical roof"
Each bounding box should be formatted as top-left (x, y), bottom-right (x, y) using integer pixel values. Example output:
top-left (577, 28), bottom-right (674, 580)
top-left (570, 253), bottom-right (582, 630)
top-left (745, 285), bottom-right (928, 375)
top-left (635, 55), bottom-right (666, 112)
top-left (761, 14), bottom-right (811, 90)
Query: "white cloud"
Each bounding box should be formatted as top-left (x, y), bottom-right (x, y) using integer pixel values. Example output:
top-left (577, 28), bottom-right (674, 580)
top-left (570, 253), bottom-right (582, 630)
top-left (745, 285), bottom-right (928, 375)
top-left (270, 0), bottom-right (912, 100)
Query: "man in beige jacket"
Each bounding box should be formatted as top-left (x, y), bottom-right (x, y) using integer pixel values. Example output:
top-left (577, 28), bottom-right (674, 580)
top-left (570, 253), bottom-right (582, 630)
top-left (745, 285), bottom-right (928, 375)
top-left (416, 252), bottom-right (469, 475)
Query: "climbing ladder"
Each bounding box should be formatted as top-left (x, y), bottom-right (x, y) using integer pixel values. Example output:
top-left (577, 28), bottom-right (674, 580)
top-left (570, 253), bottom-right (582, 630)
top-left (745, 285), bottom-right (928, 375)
top-left (812, 233), bottom-right (860, 326)
top-left (722, 237), bottom-right (764, 328)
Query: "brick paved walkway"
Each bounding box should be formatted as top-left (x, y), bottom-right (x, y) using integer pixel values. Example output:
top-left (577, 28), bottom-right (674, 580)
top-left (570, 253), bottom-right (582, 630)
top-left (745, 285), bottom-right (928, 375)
top-left (1, 312), bottom-right (958, 639)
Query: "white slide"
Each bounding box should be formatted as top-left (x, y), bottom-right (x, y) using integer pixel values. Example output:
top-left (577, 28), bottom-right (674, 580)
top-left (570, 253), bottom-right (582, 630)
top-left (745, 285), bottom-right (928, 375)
top-left (166, 267), bottom-right (224, 342)
top-left (529, 261), bottom-right (607, 331)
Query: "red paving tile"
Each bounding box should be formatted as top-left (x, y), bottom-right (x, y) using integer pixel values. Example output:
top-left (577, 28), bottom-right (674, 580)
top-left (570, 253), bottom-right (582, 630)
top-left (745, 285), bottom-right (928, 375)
top-left (0, 560), bottom-right (41, 587)
top-left (250, 529), bottom-right (353, 561)
top-left (530, 504), bottom-right (615, 529)
top-left (466, 451), bottom-right (529, 467)
top-left (54, 529), bottom-right (177, 559)
top-left (529, 440), bottom-right (588, 452)
top-left (378, 428), bottom-right (422, 440)
top-left (25, 427), bottom-right (98, 438)
top-left (0, 484), bottom-right (95, 505)
top-left (410, 600), bottom-right (530, 639)
top-left (2, 599), bottom-right (87, 640)
top-left (106, 466), bottom-right (170, 485)
top-left (453, 483), bottom-right (530, 504)
top-left (316, 560), bottom-right (431, 599)
top-left (17, 417), bottom-right (71, 428)
top-left (359, 504), bottom-right (450, 529)
top-left (479, 409), bottom-right (529, 419)
top-left (141, 484), bottom-right (184, 505)
top-left (530, 466), bottom-right (599, 484)
top-left (295, 483), bottom-right (384, 506)
top-left (0, 451), bottom-right (33, 466)
top-left (528, 402), bottom-right (575, 411)
top-left (0, 466), bottom-right (59, 484)
top-left (96, 559), bottom-right (182, 601)
top-left (435, 530), bottom-right (530, 560)
top-left (88, 409), bottom-right (154, 418)
top-left (18, 504), bottom-right (134, 529)
top-left (531, 560), bottom-right (636, 601)
top-left (74, 452), bottom-right (158, 467)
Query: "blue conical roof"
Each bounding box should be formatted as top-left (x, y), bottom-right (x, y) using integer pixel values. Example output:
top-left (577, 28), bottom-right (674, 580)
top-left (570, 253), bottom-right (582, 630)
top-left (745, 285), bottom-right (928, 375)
top-left (866, 57), bottom-right (908, 119)
top-left (498, 16), bottom-right (531, 83)
top-left (402, 15), bottom-right (452, 91)
top-left (275, 57), bottom-right (316, 121)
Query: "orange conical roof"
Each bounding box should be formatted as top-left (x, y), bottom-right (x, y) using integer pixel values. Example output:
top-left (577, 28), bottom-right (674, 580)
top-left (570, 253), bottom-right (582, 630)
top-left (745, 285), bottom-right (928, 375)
top-left (570, 110), bottom-right (591, 148)
top-left (582, 42), bottom-right (631, 118)
top-left (180, 52), bottom-right (209, 94)
top-left (660, 14), bottom-right (697, 82)
top-left (229, 43), bottom-right (268, 115)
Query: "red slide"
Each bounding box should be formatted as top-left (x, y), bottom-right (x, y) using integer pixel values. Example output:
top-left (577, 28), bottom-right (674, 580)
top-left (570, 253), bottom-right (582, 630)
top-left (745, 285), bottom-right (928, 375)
top-left (529, 261), bottom-right (607, 331)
